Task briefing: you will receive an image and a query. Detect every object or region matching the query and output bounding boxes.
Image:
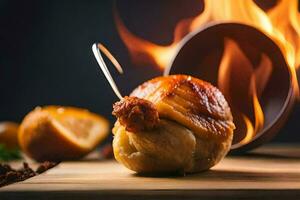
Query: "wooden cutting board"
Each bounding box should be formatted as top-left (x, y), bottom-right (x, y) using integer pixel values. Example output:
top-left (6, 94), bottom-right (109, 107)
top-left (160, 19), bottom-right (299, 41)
top-left (1, 144), bottom-right (300, 200)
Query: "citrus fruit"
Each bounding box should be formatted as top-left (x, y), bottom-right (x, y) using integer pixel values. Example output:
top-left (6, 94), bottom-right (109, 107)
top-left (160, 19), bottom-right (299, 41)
top-left (0, 122), bottom-right (19, 149)
top-left (18, 106), bottom-right (109, 161)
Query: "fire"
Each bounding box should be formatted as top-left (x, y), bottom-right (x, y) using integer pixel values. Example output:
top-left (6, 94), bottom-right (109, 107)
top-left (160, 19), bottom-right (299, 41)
top-left (115, 0), bottom-right (300, 145)
top-left (268, 0), bottom-right (300, 96)
top-left (218, 39), bottom-right (272, 145)
top-left (114, 12), bottom-right (179, 69)
top-left (239, 114), bottom-right (254, 146)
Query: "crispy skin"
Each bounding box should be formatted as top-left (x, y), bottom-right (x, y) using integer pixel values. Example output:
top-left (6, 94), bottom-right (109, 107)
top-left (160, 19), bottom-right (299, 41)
top-left (112, 96), bottom-right (159, 132)
top-left (112, 75), bottom-right (235, 174)
top-left (131, 75), bottom-right (235, 140)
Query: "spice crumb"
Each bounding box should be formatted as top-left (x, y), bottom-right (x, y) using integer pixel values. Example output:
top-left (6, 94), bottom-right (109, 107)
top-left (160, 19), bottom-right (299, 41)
top-left (0, 161), bottom-right (58, 187)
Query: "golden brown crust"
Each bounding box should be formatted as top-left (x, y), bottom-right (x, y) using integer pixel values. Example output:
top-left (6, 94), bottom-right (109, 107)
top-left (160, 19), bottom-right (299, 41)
top-left (112, 75), bottom-right (235, 174)
top-left (131, 75), bottom-right (232, 121)
top-left (130, 75), bottom-right (234, 140)
top-left (112, 96), bottom-right (160, 132)
top-left (113, 119), bottom-right (196, 173)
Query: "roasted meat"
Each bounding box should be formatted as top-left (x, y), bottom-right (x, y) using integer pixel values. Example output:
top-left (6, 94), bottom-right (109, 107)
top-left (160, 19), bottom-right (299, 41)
top-left (112, 96), bottom-right (159, 132)
top-left (112, 75), bottom-right (235, 174)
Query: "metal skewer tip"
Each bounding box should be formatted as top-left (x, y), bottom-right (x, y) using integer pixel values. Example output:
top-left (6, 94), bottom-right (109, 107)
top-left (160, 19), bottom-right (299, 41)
top-left (92, 43), bottom-right (123, 100)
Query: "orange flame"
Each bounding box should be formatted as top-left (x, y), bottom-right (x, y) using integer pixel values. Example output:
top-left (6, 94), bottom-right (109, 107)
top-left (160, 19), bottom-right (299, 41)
top-left (114, 12), bottom-right (179, 70)
top-left (115, 0), bottom-right (300, 145)
top-left (268, 0), bottom-right (300, 97)
top-left (238, 114), bottom-right (254, 146)
top-left (218, 39), bottom-right (272, 145)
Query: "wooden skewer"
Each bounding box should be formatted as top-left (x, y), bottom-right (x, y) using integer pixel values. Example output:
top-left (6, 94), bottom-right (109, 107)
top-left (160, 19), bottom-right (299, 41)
top-left (92, 43), bottom-right (123, 100)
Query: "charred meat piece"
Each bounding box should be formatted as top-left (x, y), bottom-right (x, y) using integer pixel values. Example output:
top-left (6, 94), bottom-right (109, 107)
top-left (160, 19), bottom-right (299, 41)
top-left (112, 96), bottom-right (160, 132)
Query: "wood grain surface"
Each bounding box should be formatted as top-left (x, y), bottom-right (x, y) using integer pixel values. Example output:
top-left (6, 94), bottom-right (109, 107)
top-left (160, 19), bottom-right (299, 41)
top-left (1, 144), bottom-right (300, 200)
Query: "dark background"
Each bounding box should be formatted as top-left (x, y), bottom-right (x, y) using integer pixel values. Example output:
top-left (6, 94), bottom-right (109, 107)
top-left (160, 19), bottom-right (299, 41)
top-left (0, 0), bottom-right (299, 142)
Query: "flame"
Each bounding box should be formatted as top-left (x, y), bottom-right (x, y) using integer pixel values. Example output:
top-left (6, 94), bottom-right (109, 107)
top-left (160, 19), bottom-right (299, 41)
top-left (114, 12), bottom-right (179, 70)
top-left (239, 114), bottom-right (254, 145)
top-left (218, 39), bottom-right (272, 145)
top-left (268, 0), bottom-right (300, 97)
top-left (115, 0), bottom-right (300, 145)
top-left (251, 76), bottom-right (265, 135)
top-left (190, 0), bottom-right (273, 33)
